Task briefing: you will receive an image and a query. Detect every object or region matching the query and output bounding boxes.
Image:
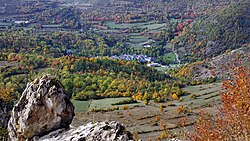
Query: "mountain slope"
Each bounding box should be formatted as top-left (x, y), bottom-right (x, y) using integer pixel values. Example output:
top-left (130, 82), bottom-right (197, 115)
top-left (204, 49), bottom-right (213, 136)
top-left (177, 44), bottom-right (250, 81)
top-left (174, 0), bottom-right (250, 62)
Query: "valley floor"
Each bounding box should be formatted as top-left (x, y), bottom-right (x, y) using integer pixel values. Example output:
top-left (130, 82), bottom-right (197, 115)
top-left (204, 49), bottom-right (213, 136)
top-left (72, 83), bottom-right (222, 140)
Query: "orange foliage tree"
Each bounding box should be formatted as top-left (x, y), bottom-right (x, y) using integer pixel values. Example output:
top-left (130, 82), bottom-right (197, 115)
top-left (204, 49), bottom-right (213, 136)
top-left (189, 67), bottom-right (250, 141)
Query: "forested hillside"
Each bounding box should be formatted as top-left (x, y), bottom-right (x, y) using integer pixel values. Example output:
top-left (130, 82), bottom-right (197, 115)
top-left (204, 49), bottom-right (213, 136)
top-left (0, 0), bottom-right (248, 103)
top-left (0, 53), bottom-right (189, 102)
top-left (0, 0), bottom-right (249, 140)
top-left (171, 0), bottom-right (250, 62)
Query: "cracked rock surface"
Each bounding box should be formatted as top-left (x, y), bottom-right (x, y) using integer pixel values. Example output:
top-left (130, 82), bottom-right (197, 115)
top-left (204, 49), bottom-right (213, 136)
top-left (36, 121), bottom-right (134, 141)
top-left (8, 75), bottom-right (74, 141)
top-left (7, 75), bottom-right (133, 141)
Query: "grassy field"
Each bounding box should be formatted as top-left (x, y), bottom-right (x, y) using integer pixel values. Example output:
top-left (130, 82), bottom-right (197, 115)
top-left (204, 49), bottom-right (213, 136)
top-left (88, 97), bottom-right (144, 111)
top-left (128, 33), bottom-right (141, 36)
top-left (73, 82), bottom-right (223, 140)
top-left (169, 18), bottom-right (182, 23)
top-left (154, 66), bottom-right (166, 72)
top-left (41, 24), bottom-right (61, 28)
top-left (105, 22), bottom-right (165, 31)
top-left (181, 83), bottom-right (222, 103)
top-left (129, 38), bottom-right (148, 44)
top-left (105, 21), bottom-right (156, 29)
top-left (164, 53), bottom-right (176, 61)
top-left (148, 28), bottom-right (164, 33)
top-left (0, 21), bottom-right (12, 26)
top-left (102, 21), bottom-right (167, 46)
top-left (130, 35), bottom-right (146, 39)
top-left (105, 22), bottom-right (129, 29)
top-left (99, 29), bottom-right (120, 33)
top-left (141, 23), bottom-right (165, 30)
top-left (71, 99), bottom-right (91, 112)
top-left (182, 83), bottom-right (221, 96)
top-left (72, 97), bottom-right (144, 112)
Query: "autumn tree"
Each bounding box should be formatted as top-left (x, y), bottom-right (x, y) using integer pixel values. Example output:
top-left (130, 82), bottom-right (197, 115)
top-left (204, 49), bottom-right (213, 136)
top-left (189, 67), bottom-right (250, 141)
top-left (0, 87), bottom-right (15, 140)
top-left (0, 87), bottom-right (14, 102)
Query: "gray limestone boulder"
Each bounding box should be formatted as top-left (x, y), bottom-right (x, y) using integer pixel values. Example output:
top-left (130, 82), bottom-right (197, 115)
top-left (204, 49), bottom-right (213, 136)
top-left (36, 121), bottom-right (134, 141)
top-left (7, 75), bottom-right (134, 141)
top-left (8, 75), bottom-right (74, 141)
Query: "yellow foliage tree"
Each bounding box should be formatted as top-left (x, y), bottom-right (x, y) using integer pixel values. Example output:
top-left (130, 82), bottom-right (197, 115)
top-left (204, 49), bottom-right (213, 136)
top-left (134, 91), bottom-right (143, 100)
top-left (172, 93), bottom-right (179, 100)
top-left (143, 91), bottom-right (149, 100)
top-left (0, 88), bottom-right (14, 102)
top-left (152, 91), bottom-right (159, 99)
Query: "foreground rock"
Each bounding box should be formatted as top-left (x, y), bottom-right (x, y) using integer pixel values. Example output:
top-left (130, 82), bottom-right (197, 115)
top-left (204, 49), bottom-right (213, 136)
top-left (7, 75), bottom-right (134, 141)
top-left (8, 75), bottom-right (75, 141)
top-left (36, 121), bottom-right (134, 141)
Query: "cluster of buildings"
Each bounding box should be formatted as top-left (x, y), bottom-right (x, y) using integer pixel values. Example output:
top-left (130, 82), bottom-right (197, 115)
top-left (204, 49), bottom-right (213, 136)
top-left (139, 39), bottom-right (155, 48)
top-left (111, 54), bottom-right (182, 69)
top-left (111, 54), bottom-right (153, 63)
top-left (0, 19), bottom-right (30, 29)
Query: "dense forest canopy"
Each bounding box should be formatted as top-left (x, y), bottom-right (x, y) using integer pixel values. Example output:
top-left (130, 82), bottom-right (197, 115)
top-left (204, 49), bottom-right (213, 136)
top-left (0, 0), bottom-right (249, 140)
top-left (0, 0), bottom-right (248, 101)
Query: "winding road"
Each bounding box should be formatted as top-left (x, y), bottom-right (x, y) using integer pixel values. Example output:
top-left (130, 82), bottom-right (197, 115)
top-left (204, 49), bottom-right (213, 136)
top-left (172, 44), bottom-right (181, 65)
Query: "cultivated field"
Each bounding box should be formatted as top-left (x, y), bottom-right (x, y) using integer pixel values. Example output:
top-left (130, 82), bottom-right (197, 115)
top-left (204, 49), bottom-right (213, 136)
top-left (72, 97), bottom-right (144, 112)
top-left (72, 83), bottom-right (223, 140)
top-left (71, 99), bottom-right (91, 112)
top-left (94, 21), bottom-right (167, 46)
top-left (88, 97), bottom-right (144, 111)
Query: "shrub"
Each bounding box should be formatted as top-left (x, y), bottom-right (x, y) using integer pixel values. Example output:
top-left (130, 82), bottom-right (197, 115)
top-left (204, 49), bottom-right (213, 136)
top-left (190, 94), bottom-right (198, 99)
top-left (155, 116), bottom-right (161, 122)
top-left (177, 105), bottom-right (185, 114)
top-left (144, 99), bottom-right (149, 105)
top-left (167, 103), bottom-right (176, 106)
top-left (121, 105), bottom-right (129, 110)
top-left (111, 98), bottom-right (137, 105)
top-left (0, 127), bottom-right (8, 140)
top-left (172, 94), bottom-right (179, 100)
top-left (159, 104), bottom-right (164, 112)
top-left (179, 97), bottom-right (184, 102)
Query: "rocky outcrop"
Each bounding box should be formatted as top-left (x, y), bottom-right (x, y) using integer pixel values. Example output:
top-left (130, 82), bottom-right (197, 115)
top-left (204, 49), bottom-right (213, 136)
top-left (8, 75), bottom-right (75, 141)
top-left (181, 45), bottom-right (250, 81)
top-left (36, 121), bottom-right (134, 141)
top-left (7, 75), bottom-right (134, 141)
